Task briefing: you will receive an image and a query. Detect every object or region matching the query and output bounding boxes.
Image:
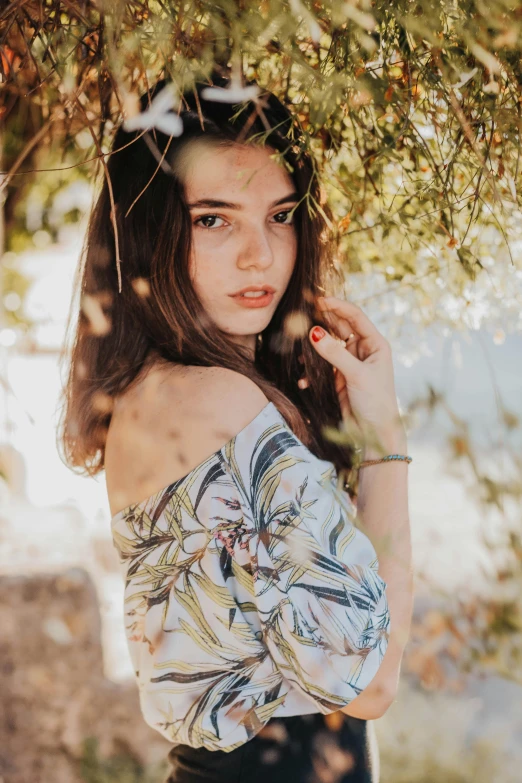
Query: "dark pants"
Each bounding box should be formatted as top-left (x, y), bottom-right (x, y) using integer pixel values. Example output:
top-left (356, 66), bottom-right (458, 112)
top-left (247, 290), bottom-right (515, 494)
top-left (165, 713), bottom-right (378, 783)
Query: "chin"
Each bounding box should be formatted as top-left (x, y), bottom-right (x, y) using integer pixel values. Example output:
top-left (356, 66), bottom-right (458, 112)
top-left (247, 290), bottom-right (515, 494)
top-left (218, 315), bottom-right (273, 336)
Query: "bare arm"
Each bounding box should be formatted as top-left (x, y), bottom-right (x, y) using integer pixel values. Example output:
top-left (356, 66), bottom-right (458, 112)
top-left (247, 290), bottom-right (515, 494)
top-left (308, 296), bottom-right (415, 719)
top-left (339, 423), bottom-right (413, 719)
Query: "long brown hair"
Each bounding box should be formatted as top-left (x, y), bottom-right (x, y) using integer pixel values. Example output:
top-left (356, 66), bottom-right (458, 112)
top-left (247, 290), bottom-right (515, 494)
top-left (57, 69), bottom-right (356, 480)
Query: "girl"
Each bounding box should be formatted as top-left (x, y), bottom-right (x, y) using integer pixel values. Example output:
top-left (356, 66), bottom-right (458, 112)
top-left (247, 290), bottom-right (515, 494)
top-left (59, 70), bottom-right (413, 783)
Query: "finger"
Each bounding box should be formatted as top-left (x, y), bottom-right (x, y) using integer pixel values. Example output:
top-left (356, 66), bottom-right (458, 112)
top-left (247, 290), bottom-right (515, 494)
top-left (315, 297), bottom-right (354, 340)
top-left (333, 367), bottom-right (345, 394)
top-left (318, 307), bottom-right (360, 359)
top-left (318, 296), bottom-right (386, 346)
top-left (317, 299), bottom-right (385, 362)
top-left (345, 333), bottom-right (359, 358)
top-left (338, 385), bottom-right (355, 422)
top-left (309, 325), bottom-right (362, 378)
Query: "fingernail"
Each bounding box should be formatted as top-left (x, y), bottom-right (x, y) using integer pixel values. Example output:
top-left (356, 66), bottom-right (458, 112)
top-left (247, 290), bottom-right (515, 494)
top-left (311, 326), bottom-right (326, 343)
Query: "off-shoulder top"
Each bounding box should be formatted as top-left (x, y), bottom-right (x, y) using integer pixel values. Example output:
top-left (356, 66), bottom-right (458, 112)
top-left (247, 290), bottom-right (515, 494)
top-left (110, 401), bottom-right (390, 753)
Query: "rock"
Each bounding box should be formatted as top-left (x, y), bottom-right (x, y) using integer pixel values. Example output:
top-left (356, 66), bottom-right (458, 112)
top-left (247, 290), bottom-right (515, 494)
top-left (0, 568), bottom-right (171, 783)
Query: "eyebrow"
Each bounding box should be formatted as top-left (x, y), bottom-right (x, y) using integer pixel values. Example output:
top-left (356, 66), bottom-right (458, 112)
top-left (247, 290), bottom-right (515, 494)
top-left (187, 192), bottom-right (299, 210)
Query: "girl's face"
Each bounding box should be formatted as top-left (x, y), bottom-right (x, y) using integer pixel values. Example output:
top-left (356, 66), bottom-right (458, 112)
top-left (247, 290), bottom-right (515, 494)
top-left (179, 140), bottom-right (298, 352)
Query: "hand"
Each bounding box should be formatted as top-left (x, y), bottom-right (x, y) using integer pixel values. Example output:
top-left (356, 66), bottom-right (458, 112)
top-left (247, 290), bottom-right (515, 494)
top-left (304, 295), bottom-right (406, 451)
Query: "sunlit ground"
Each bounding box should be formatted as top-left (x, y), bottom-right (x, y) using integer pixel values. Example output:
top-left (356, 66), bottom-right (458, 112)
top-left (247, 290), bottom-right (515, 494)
top-left (1, 221), bottom-right (522, 780)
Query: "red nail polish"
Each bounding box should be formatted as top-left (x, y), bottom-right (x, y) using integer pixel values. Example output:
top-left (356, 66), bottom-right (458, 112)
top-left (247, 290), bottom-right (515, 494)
top-left (311, 326), bottom-right (326, 342)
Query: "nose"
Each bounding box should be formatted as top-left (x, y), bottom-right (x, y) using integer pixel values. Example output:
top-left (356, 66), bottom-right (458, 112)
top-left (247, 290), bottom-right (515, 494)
top-left (236, 223), bottom-right (274, 271)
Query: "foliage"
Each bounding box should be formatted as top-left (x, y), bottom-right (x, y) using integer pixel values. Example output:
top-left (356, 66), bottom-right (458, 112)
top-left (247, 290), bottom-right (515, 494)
top-left (1, 0), bottom-right (522, 324)
top-left (78, 737), bottom-right (168, 783)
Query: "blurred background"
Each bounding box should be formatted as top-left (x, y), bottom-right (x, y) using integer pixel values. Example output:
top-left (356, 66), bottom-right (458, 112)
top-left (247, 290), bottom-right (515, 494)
top-left (1, 2), bottom-right (522, 782)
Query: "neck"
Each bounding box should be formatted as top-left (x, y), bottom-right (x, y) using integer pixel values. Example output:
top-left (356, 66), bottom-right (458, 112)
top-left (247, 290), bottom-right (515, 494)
top-left (230, 333), bottom-right (257, 360)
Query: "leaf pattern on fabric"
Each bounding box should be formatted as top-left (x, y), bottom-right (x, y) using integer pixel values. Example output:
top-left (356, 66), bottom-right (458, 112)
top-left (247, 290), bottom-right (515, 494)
top-left (111, 402), bottom-right (390, 752)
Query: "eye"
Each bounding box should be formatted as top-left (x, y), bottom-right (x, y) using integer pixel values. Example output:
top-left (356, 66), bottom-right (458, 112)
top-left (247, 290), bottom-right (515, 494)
top-left (273, 209), bottom-right (295, 225)
top-left (193, 209), bottom-right (295, 230)
top-left (193, 214), bottom-right (227, 229)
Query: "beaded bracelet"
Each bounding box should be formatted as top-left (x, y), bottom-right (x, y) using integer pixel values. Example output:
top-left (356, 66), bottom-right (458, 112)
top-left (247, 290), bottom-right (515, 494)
top-left (359, 454), bottom-right (412, 469)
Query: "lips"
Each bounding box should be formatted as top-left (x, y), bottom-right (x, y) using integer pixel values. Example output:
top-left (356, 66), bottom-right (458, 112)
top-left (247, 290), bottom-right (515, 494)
top-left (230, 285), bottom-right (276, 297)
top-left (230, 289), bottom-right (275, 309)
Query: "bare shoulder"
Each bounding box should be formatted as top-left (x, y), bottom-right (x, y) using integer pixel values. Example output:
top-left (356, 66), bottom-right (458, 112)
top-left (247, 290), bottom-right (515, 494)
top-left (105, 364), bottom-right (269, 517)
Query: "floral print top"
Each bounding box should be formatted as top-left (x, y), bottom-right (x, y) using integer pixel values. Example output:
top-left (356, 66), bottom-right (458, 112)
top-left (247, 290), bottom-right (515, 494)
top-left (110, 401), bottom-right (390, 753)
